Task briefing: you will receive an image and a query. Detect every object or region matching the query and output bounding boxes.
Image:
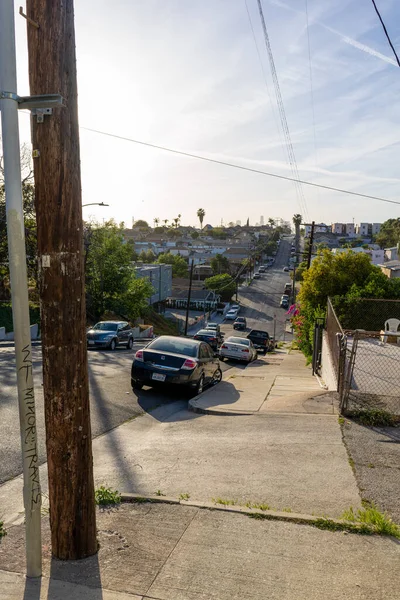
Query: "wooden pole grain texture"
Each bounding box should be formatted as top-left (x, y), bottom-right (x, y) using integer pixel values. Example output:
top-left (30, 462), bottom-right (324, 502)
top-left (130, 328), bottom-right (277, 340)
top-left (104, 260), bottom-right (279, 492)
top-left (26, 0), bottom-right (97, 560)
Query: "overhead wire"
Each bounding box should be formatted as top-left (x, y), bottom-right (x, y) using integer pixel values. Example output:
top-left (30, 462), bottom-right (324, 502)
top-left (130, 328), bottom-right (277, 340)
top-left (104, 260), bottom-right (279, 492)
top-left (80, 126), bottom-right (400, 206)
top-left (370, 0), bottom-right (400, 67)
top-left (255, 0), bottom-right (309, 221)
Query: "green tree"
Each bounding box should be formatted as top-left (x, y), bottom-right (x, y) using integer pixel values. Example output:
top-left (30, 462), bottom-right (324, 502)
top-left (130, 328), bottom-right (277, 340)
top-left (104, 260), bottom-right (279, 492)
top-left (210, 254), bottom-right (231, 275)
top-left (298, 250), bottom-right (378, 311)
top-left (156, 252), bottom-right (188, 277)
top-left (132, 219), bottom-right (150, 229)
top-left (85, 221), bottom-right (153, 319)
top-left (197, 208), bottom-right (205, 230)
top-left (375, 218), bottom-right (400, 248)
top-left (191, 231), bottom-right (199, 239)
top-left (292, 214), bottom-right (302, 253)
top-left (204, 273), bottom-right (235, 302)
top-left (268, 218), bottom-right (275, 227)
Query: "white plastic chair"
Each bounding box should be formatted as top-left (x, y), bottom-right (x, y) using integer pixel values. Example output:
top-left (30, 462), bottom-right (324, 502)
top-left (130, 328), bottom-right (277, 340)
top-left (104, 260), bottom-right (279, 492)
top-left (382, 318), bottom-right (400, 345)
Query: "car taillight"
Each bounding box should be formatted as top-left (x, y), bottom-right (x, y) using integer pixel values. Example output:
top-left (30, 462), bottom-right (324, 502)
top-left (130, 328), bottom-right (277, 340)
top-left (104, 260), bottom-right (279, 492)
top-left (182, 359), bottom-right (197, 370)
top-left (135, 350), bottom-right (144, 361)
top-left (242, 348), bottom-right (250, 353)
top-left (221, 344), bottom-right (228, 349)
top-left (209, 337), bottom-right (216, 341)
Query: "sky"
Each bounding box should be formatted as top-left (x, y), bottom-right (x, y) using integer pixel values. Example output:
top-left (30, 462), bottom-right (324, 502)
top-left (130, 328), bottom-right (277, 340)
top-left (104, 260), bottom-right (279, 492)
top-left (8, 0), bottom-right (400, 227)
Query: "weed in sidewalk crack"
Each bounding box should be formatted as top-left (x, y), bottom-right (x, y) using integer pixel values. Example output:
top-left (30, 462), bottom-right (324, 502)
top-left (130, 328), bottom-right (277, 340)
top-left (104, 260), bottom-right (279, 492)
top-left (179, 493), bottom-right (190, 501)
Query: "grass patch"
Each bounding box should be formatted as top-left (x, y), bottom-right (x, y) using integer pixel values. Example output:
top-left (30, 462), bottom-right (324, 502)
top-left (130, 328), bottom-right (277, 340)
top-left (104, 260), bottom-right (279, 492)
top-left (179, 493), bottom-right (190, 501)
top-left (155, 490), bottom-right (166, 497)
top-left (338, 416), bottom-right (345, 425)
top-left (282, 507), bottom-right (292, 513)
top-left (368, 463), bottom-right (375, 469)
top-left (342, 505), bottom-right (400, 538)
top-left (212, 498), bottom-right (236, 506)
top-left (95, 486), bottom-right (121, 506)
top-left (245, 501), bottom-right (271, 511)
top-left (0, 521), bottom-right (6, 539)
top-left (348, 457), bottom-right (355, 470)
top-left (350, 409), bottom-right (397, 428)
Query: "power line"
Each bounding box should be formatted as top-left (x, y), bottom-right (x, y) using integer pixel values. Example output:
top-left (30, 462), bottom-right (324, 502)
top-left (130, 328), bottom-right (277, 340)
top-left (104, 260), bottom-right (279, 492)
top-left (81, 126), bottom-right (400, 206)
top-left (256, 0), bottom-right (309, 221)
top-left (370, 0), bottom-right (400, 68)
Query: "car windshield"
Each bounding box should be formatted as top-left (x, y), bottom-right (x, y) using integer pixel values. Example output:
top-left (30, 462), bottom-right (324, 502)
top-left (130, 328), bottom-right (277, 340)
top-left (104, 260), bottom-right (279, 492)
top-left (250, 331), bottom-right (268, 338)
top-left (227, 310), bottom-right (236, 314)
top-left (236, 318), bottom-right (245, 322)
top-left (207, 323), bottom-right (218, 328)
top-left (93, 322), bottom-right (119, 331)
top-left (196, 331), bottom-right (215, 337)
top-left (228, 337), bottom-right (249, 346)
top-left (148, 337), bottom-right (198, 357)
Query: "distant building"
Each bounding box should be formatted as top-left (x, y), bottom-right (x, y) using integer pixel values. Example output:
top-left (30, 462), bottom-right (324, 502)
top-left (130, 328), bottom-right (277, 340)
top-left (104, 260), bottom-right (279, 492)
top-left (357, 223), bottom-right (369, 237)
top-left (332, 247), bottom-right (384, 266)
top-left (379, 260), bottom-right (400, 279)
top-left (385, 247), bottom-right (398, 262)
top-left (236, 220), bottom-right (241, 226)
top-left (166, 289), bottom-right (219, 310)
top-left (305, 223), bottom-right (329, 237)
top-left (134, 263), bottom-right (173, 305)
top-left (372, 223), bottom-right (381, 235)
top-left (260, 215), bottom-right (264, 226)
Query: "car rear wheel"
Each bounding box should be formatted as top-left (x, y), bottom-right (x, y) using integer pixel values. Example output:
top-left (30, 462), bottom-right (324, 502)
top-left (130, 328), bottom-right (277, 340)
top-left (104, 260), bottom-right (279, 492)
top-left (132, 379), bottom-right (143, 390)
top-left (109, 339), bottom-right (117, 351)
top-left (127, 337), bottom-right (133, 349)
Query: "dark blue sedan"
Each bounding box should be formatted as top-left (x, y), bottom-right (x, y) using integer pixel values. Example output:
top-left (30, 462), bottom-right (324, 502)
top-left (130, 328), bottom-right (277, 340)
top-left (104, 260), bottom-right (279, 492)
top-left (131, 336), bottom-right (222, 397)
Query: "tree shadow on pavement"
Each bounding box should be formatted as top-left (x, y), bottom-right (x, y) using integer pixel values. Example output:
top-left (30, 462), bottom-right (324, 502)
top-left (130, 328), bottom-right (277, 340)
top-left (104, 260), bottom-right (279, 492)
top-left (46, 553), bottom-right (103, 599)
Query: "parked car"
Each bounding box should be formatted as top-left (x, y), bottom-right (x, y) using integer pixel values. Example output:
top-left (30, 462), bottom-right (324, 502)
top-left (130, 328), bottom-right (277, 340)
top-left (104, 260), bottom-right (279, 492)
top-left (193, 329), bottom-right (219, 351)
top-left (225, 308), bottom-right (239, 320)
top-left (259, 266), bottom-right (266, 273)
top-left (205, 322), bottom-right (224, 343)
top-left (131, 336), bottom-right (222, 396)
top-left (87, 321), bottom-right (134, 350)
top-left (246, 329), bottom-right (275, 354)
top-left (253, 273), bottom-right (261, 279)
top-left (219, 336), bottom-right (257, 363)
top-left (280, 295), bottom-right (289, 309)
top-left (284, 283), bottom-right (292, 295)
top-left (230, 304), bottom-right (241, 313)
top-left (233, 316), bottom-right (247, 331)
top-left (283, 266), bottom-right (289, 272)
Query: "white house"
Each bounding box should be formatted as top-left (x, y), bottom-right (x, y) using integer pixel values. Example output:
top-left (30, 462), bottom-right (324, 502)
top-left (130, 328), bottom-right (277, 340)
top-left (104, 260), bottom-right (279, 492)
top-left (332, 246), bottom-right (384, 266)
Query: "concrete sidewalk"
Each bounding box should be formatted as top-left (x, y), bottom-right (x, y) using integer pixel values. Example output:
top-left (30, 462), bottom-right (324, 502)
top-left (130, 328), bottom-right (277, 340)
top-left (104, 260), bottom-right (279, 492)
top-left (1, 502), bottom-right (399, 600)
top-left (190, 350), bottom-right (331, 415)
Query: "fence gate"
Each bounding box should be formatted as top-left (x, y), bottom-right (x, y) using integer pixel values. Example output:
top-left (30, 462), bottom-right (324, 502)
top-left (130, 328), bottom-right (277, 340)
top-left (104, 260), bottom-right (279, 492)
top-left (312, 318), bottom-right (324, 375)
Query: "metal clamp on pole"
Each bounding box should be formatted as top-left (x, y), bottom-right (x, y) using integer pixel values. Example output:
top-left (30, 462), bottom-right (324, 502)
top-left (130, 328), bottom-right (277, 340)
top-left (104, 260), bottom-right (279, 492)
top-left (0, 90), bottom-right (64, 122)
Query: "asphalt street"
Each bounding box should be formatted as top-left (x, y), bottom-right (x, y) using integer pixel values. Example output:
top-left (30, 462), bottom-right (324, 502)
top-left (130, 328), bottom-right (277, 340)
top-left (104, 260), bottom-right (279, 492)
top-left (0, 237), bottom-right (294, 485)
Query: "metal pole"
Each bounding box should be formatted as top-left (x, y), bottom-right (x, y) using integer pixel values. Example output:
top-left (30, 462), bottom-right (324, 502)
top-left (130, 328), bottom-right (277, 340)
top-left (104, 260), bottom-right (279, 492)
top-left (0, 0), bottom-right (41, 577)
top-left (273, 313), bottom-right (277, 341)
top-left (307, 221), bottom-right (315, 269)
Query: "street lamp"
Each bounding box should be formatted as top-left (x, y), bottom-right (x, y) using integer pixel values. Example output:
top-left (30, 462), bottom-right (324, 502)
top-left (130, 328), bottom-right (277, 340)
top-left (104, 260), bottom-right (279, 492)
top-left (82, 202), bottom-right (109, 208)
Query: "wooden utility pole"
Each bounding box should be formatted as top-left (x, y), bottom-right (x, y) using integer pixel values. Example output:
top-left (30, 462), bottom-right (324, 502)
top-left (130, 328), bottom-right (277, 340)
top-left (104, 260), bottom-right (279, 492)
top-left (306, 221), bottom-right (315, 270)
top-left (26, 0), bottom-right (97, 560)
top-left (184, 260), bottom-right (194, 335)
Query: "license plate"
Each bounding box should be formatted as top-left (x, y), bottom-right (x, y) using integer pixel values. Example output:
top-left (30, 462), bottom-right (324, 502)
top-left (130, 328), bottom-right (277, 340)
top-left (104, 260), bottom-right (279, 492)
top-left (152, 373), bottom-right (166, 382)
top-left (88, 341), bottom-right (95, 346)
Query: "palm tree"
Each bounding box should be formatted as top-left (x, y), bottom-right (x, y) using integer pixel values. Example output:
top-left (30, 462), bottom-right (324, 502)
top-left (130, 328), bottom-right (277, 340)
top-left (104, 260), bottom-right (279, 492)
top-left (268, 218), bottom-right (275, 228)
top-left (163, 219), bottom-right (169, 227)
top-left (292, 214), bottom-right (302, 254)
top-left (197, 208), bottom-right (205, 230)
top-left (154, 217), bottom-right (160, 228)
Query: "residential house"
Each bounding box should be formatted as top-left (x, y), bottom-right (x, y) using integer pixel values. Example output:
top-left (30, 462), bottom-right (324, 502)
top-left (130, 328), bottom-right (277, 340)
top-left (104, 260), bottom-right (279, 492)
top-left (379, 260), bottom-right (400, 279)
top-left (222, 247), bottom-right (250, 262)
top-left (193, 264), bottom-right (214, 280)
top-left (385, 247), bottom-right (398, 262)
top-left (134, 263), bottom-right (173, 305)
top-left (305, 223), bottom-right (329, 237)
top-left (332, 246), bottom-right (384, 266)
top-left (166, 289), bottom-right (219, 310)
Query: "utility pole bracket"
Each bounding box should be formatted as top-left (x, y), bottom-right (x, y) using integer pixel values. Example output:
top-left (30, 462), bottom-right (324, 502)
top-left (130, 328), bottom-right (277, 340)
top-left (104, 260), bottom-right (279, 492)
top-left (0, 91), bottom-right (64, 122)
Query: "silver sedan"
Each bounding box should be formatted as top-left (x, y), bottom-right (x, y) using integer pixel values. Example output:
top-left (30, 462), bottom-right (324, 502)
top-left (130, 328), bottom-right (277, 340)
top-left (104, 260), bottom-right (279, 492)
top-left (219, 336), bottom-right (258, 363)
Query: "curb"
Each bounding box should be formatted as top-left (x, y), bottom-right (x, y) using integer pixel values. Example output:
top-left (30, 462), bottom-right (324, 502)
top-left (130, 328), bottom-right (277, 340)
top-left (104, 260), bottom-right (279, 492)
top-left (0, 340), bottom-right (41, 348)
top-left (119, 493), bottom-right (365, 532)
top-left (188, 401), bottom-right (254, 416)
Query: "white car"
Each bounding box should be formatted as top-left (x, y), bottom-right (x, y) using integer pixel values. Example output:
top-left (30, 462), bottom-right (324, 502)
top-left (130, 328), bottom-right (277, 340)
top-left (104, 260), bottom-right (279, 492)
top-left (225, 309), bottom-right (239, 320)
top-left (219, 336), bottom-right (257, 363)
top-left (230, 304), bottom-right (240, 313)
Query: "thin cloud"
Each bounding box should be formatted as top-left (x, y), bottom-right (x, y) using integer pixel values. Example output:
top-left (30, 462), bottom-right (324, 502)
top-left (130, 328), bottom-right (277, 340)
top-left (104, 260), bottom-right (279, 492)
top-left (322, 24), bottom-right (398, 66)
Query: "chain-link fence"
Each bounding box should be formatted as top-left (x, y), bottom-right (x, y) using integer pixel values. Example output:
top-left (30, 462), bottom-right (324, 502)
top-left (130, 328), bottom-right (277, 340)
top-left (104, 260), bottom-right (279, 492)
top-left (326, 298), bottom-right (400, 416)
top-left (325, 298), bottom-right (343, 378)
top-left (331, 297), bottom-right (400, 332)
top-left (340, 330), bottom-right (400, 416)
